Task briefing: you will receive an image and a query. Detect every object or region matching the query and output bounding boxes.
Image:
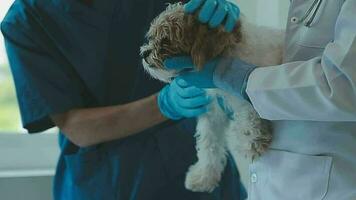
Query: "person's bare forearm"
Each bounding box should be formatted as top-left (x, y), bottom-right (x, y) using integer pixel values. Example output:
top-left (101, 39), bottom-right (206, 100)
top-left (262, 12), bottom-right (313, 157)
top-left (51, 94), bottom-right (167, 147)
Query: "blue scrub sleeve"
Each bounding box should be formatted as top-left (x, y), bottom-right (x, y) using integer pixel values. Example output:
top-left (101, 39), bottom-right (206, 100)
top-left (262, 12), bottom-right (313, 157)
top-left (1, 22), bottom-right (84, 133)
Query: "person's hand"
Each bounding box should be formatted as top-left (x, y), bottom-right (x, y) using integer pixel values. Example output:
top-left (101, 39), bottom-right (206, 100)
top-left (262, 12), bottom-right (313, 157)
top-left (158, 78), bottom-right (211, 120)
top-left (164, 56), bottom-right (257, 101)
top-left (184, 0), bottom-right (240, 32)
top-left (164, 56), bottom-right (218, 89)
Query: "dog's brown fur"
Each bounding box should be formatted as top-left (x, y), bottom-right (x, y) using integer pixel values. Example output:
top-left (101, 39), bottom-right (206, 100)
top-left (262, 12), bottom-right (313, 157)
top-left (141, 3), bottom-right (242, 70)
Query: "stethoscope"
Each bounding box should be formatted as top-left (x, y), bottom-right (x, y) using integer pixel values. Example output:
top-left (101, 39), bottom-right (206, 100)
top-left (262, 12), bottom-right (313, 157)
top-left (299, 0), bottom-right (323, 27)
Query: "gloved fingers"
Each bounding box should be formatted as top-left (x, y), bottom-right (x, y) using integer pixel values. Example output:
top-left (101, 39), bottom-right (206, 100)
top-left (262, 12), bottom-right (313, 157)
top-left (177, 86), bottom-right (206, 100)
top-left (175, 78), bottom-right (190, 88)
top-left (209, 2), bottom-right (228, 28)
top-left (185, 0), bottom-right (206, 14)
top-left (176, 105), bottom-right (209, 118)
top-left (179, 86), bottom-right (206, 98)
top-left (225, 3), bottom-right (240, 32)
top-left (177, 95), bottom-right (212, 108)
top-left (171, 78), bottom-right (206, 98)
top-left (164, 56), bottom-right (195, 70)
top-left (199, 0), bottom-right (218, 23)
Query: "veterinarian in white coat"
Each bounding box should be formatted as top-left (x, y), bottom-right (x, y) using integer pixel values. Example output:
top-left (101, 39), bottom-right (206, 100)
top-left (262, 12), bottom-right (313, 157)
top-left (166, 0), bottom-right (356, 199)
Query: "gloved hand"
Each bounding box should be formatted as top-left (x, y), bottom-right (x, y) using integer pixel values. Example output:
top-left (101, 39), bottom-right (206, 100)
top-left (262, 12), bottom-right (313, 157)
top-left (164, 56), bottom-right (217, 88)
top-left (164, 56), bottom-right (256, 101)
top-left (184, 0), bottom-right (240, 32)
top-left (158, 78), bottom-right (211, 120)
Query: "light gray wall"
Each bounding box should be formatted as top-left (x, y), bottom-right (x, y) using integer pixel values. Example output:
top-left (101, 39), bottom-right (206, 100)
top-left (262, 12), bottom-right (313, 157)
top-left (0, 133), bottom-right (59, 177)
top-left (236, 0), bottom-right (290, 29)
top-left (0, 133), bottom-right (59, 200)
top-left (0, 176), bottom-right (53, 200)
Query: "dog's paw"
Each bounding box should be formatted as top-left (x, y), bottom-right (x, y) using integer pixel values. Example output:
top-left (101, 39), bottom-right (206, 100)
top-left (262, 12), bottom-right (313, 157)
top-left (185, 164), bottom-right (221, 193)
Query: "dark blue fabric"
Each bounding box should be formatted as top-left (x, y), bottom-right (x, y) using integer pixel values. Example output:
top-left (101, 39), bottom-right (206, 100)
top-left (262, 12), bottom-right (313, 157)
top-left (1, 0), bottom-right (247, 199)
top-left (55, 120), bottom-right (247, 200)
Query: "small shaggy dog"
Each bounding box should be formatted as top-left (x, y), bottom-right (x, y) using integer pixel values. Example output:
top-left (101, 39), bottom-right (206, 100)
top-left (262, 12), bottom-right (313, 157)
top-left (141, 2), bottom-right (284, 192)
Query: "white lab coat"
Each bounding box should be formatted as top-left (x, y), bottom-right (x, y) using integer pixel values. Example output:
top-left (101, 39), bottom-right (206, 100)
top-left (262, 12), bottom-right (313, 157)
top-left (246, 0), bottom-right (356, 199)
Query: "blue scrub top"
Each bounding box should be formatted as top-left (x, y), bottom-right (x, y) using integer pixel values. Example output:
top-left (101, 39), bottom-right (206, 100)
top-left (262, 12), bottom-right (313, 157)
top-left (1, 0), bottom-right (247, 199)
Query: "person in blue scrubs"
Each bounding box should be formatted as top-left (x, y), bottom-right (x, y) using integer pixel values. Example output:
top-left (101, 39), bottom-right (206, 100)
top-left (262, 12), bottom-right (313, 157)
top-left (1, 0), bottom-right (246, 199)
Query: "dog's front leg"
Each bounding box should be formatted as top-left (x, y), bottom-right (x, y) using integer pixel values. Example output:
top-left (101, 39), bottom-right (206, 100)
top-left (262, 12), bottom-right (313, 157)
top-left (185, 90), bottom-right (229, 193)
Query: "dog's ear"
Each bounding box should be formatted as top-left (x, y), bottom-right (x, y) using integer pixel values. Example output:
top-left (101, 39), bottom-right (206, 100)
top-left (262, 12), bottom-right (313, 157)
top-left (188, 16), bottom-right (242, 70)
top-left (182, 12), bottom-right (243, 70)
top-left (184, 14), bottom-right (221, 70)
top-left (190, 25), bottom-right (211, 70)
top-left (191, 26), bottom-right (232, 70)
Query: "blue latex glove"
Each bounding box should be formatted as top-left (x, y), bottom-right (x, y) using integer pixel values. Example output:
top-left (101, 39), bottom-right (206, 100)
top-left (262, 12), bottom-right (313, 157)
top-left (164, 56), bottom-right (256, 101)
top-left (158, 78), bottom-right (211, 120)
top-left (164, 56), bottom-right (217, 89)
top-left (184, 0), bottom-right (240, 32)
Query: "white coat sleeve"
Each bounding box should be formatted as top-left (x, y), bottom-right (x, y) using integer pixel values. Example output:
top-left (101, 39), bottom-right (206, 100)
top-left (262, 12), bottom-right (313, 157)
top-left (246, 0), bottom-right (356, 121)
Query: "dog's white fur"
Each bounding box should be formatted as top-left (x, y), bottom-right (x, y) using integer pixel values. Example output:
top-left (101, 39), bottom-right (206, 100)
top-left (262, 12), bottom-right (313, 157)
top-left (142, 16), bottom-right (284, 193)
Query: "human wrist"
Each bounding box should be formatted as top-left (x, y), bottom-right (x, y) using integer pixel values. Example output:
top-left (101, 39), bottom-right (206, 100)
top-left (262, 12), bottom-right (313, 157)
top-left (213, 58), bottom-right (256, 101)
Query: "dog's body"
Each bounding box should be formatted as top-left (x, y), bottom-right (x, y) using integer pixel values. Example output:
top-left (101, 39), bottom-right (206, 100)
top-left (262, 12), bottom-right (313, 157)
top-left (141, 3), bottom-right (284, 192)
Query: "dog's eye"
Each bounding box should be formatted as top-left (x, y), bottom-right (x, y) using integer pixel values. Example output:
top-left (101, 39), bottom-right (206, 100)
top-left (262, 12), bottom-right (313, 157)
top-left (142, 49), bottom-right (151, 59)
top-left (160, 38), bottom-right (170, 46)
top-left (159, 37), bottom-right (177, 57)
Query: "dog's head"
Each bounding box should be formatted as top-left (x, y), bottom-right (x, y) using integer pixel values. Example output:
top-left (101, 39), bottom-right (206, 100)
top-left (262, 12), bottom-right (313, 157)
top-left (140, 3), bottom-right (242, 82)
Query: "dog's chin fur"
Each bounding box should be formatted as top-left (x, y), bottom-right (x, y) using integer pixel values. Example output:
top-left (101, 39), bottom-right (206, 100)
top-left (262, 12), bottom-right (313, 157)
top-left (141, 2), bottom-right (284, 193)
